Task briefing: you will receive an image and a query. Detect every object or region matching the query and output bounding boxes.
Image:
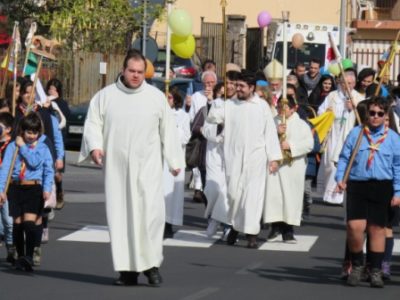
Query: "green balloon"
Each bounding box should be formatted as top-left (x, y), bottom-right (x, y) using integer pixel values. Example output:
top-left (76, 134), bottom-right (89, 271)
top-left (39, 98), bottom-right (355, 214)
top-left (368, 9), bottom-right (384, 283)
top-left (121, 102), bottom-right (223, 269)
top-left (342, 58), bottom-right (353, 69)
top-left (171, 34), bottom-right (195, 59)
top-left (168, 9), bottom-right (192, 37)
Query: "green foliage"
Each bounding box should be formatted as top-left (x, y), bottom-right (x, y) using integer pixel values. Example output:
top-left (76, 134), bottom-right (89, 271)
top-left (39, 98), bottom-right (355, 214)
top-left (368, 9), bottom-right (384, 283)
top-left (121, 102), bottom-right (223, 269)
top-left (5, 0), bottom-right (166, 54)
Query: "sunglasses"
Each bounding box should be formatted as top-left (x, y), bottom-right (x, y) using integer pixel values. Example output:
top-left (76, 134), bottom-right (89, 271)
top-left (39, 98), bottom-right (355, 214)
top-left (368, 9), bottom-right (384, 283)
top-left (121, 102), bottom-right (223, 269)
top-left (368, 110), bottom-right (385, 118)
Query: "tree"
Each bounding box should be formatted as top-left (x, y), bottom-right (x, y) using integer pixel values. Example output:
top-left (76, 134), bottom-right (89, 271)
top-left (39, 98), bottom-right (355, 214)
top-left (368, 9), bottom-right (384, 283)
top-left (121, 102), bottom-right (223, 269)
top-left (5, 0), bottom-right (166, 54)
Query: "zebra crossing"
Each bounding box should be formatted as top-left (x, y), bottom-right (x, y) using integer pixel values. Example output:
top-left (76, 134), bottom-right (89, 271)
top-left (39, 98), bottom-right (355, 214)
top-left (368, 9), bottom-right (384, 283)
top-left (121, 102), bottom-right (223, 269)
top-left (58, 225), bottom-right (318, 252)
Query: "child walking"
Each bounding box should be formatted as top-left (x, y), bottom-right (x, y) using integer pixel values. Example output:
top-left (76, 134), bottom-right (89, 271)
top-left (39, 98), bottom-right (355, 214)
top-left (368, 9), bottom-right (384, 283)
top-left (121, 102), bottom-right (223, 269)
top-left (0, 112), bottom-right (54, 271)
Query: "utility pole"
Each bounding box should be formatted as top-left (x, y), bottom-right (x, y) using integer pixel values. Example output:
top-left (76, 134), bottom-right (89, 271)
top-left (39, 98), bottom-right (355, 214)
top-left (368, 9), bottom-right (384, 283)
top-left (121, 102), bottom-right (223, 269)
top-left (142, 0), bottom-right (148, 56)
top-left (339, 0), bottom-right (347, 56)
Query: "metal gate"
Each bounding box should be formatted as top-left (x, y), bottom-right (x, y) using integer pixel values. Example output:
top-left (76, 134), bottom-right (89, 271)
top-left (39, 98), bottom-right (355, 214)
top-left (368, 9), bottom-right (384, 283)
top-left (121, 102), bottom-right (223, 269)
top-left (246, 27), bottom-right (264, 72)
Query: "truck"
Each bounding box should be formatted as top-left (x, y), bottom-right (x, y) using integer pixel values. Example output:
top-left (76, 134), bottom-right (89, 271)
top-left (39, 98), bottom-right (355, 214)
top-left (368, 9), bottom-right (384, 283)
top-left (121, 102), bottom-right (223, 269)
top-left (266, 22), bottom-right (340, 71)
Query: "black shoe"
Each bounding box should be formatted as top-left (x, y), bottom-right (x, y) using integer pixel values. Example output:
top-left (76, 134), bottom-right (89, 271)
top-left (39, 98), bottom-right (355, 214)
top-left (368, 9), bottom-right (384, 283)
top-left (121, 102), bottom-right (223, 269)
top-left (282, 232), bottom-right (297, 244)
top-left (15, 256), bottom-right (33, 272)
top-left (114, 271), bottom-right (139, 286)
top-left (6, 245), bottom-right (16, 264)
top-left (164, 223), bottom-right (174, 239)
top-left (143, 267), bottom-right (162, 287)
top-left (226, 228), bottom-right (239, 246)
top-left (370, 268), bottom-right (384, 288)
top-left (347, 265), bottom-right (363, 287)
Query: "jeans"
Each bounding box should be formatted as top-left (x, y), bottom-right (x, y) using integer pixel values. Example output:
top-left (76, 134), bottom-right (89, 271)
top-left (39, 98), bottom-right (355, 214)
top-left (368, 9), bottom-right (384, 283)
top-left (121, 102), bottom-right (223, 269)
top-left (0, 201), bottom-right (13, 245)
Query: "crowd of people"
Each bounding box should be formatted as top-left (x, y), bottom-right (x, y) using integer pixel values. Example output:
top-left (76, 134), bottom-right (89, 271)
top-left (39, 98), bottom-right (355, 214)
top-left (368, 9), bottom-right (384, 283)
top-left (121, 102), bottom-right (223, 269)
top-left (79, 49), bottom-right (400, 288)
top-left (0, 48), bottom-right (398, 290)
top-left (0, 76), bottom-right (69, 271)
top-left (169, 56), bottom-right (400, 289)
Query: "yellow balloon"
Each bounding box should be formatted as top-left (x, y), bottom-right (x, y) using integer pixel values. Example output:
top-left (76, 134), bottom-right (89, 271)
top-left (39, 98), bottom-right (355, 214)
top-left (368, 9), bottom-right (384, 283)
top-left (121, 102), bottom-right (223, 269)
top-left (145, 59), bottom-right (154, 79)
top-left (168, 9), bottom-right (192, 37)
top-left (327, 61), bottom-right (340, 76)
top-left (171, 34), bottom-right (195, 59)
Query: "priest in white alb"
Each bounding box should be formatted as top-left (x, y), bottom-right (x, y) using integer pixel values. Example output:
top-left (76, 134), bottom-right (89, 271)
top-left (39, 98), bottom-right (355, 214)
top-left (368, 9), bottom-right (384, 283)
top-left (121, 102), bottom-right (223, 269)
top-left (264, 95), bottom-right (314, 243)
top-left (206, 71), bottom-right (282, 249)
top-left (79, 50), bottom-right (184, 287)
top-left (317, 72), bottom-right (362, 205)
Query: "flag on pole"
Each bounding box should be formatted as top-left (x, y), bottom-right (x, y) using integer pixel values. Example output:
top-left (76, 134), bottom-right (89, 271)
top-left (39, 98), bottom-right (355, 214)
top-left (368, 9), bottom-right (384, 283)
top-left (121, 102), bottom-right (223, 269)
top-left (24, 52), bottom-right (38, 76)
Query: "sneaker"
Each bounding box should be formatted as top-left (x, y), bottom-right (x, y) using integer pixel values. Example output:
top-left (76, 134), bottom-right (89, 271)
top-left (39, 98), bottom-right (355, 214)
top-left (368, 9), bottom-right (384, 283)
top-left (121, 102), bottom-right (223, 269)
top-left (347, 265), bottom-right (363, 287)
top-left (340, 260), bottom-right (352, 280)
top-left (220, 226), bottom-right (231, 242)
top-left (370, 268), bottom-right (384, 288)
top-left (56, 191), bottom-right (65, 210)
top-left (282, 232), bottom-right (297, 244)
top-left (33, 247), bottom-right (41, 266)
top-left (48, 209), bottom-right (55, 221)
top-left (381, 261), bottom-right (391, 281)
top-left (42, 228), bottom-right (49, 244)
top-left (206, 219), bottom-right (219, 238)
top-left (267, 229), bottom-right (280, 242)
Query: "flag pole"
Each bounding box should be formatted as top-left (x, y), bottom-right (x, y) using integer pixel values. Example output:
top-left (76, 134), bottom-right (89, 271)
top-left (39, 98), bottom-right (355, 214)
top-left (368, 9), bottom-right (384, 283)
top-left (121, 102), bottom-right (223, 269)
top-left (220, 0), bottom-right (227, 100)
top-left (165, 0), bottom-right (173, 98)
top-left (22, 22), bottom-right (37, 77)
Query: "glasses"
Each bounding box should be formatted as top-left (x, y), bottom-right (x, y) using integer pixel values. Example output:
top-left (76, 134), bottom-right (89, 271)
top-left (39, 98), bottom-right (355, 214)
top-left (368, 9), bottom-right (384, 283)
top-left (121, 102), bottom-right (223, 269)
top-left (368, 110), bottom-right (385, 118)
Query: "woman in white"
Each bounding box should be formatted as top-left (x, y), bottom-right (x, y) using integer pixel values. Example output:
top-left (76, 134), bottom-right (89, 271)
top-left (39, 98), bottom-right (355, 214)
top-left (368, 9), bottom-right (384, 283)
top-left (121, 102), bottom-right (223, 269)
top-left (201, 83), bottom-right (230, 239)
top-left (163, 89), bottom-right (191, 238)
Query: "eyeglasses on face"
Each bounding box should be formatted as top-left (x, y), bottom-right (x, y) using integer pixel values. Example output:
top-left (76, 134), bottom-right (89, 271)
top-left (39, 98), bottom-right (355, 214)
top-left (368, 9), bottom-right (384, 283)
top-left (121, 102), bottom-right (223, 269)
top-left (368, 110), bottom-right (385, 118)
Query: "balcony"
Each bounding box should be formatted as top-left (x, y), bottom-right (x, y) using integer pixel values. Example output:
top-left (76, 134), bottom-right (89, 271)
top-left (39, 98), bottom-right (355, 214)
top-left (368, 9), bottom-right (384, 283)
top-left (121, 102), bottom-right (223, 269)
top-left (351, 0), bottom-right (400, 38)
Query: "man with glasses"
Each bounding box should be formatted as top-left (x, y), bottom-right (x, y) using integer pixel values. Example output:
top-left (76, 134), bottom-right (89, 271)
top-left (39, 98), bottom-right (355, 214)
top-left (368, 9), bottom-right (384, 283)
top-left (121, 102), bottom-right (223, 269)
top-left (335, 96), bottom-right (400, 288)
top-left (206, 71), bottom-right (282, 248)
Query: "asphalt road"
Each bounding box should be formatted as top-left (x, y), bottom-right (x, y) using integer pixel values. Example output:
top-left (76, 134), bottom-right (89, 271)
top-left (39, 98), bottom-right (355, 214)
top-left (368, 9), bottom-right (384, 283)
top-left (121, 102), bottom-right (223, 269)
top-left (0, 151), bottom-right (398, 300)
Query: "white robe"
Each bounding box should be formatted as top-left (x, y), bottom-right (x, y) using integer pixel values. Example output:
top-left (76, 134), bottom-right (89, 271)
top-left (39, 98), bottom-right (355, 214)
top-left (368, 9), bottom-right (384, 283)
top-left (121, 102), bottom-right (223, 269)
top-left (188, 90), bottom-right (208, 122)
top-left (201, 98), bottom-right (229, 224)
top-left (264, 112), bottom-right (314, 226)
top-left (164, 109), bottom-right (191, 226)
top-left (207, 95), bottom-right (282, 234)
top-left (316, 89), bottom-right (362, 204)
top-left (79, 78), bottom-right (185, 272)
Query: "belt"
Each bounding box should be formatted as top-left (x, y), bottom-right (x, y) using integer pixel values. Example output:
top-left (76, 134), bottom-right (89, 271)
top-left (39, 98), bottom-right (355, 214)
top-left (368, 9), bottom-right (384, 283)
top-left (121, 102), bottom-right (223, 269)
top-left (11, 180), bottom-right (41, 186)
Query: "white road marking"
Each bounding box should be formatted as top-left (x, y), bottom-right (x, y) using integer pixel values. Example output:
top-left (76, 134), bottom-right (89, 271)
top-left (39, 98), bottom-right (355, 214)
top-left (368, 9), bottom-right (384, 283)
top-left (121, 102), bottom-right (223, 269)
top-left (180, 287), bottom-right (220, 300)
top-left (258, 235), bottom-right (318, 252)
top-left (163, 230), bottom-right (221, 248)
top-left (58, 225), bottom-right (110, 243)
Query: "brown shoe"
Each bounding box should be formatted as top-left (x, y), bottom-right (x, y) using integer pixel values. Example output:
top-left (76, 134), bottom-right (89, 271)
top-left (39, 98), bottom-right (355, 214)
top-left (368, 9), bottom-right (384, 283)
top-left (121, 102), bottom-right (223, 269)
top-left (192, 190), bottom-right (204, 203)
top-left (55, 191), bottom-right (65, 210)
top-left (246, 234), bottom-right (258, 249)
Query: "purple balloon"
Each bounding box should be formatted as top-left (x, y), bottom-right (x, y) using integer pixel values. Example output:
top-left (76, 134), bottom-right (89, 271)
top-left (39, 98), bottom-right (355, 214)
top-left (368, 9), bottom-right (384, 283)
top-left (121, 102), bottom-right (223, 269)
top-left (257, 11), bottom-right (272, 28)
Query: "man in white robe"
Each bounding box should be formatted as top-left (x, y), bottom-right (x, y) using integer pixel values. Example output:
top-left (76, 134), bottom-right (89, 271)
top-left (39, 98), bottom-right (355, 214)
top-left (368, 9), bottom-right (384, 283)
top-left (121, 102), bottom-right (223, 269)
top-left (317, 72), bottom-right (363, 205)
top-left (264, 96), bottom-right (314, 243)
top-left (163, 91), bottom-right (191, 237)
top-left (201, 70), bottom-right (240, 239)
top-left (206, 71), bottom-right (282, 248)
top-left (79, 50), bottom-right (184, 287)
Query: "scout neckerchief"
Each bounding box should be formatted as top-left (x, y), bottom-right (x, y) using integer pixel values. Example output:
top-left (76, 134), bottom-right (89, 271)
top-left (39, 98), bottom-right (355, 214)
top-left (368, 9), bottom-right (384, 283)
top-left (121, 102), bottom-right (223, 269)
top-left (18, 103), bottom-right (38, 115)
top-left (0, 137), bottom-right (11, 166)
top-left (363, 125), bottom-right (389, 169)
top-left (19, 140), bottom-right (38, 180)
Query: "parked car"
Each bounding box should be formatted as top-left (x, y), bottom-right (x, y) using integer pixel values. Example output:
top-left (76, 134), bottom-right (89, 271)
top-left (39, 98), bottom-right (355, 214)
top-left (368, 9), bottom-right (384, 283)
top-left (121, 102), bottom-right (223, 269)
top-left (65, 77), bottom-right (194, 150)
top-left (153, 49), bottom-right (200, 79)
